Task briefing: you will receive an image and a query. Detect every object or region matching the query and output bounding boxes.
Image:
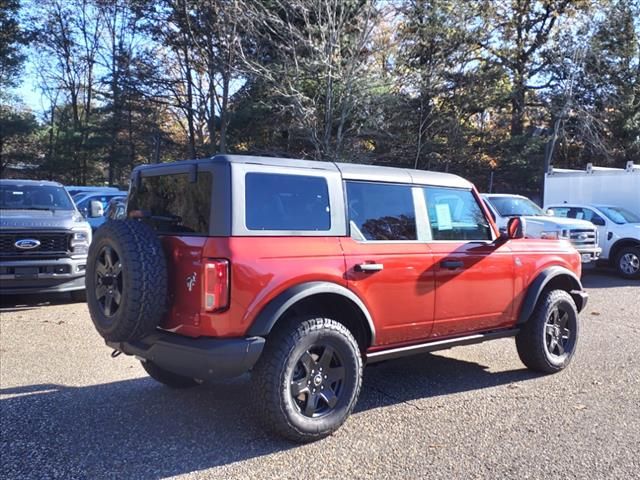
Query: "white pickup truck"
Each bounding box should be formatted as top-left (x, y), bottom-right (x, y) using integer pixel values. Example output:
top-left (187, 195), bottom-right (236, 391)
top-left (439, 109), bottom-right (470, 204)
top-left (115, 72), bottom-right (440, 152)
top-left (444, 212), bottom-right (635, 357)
top-left (482, 194), bottom-right (602, 264)
top-left (544, 204), bottom-right (640, 279)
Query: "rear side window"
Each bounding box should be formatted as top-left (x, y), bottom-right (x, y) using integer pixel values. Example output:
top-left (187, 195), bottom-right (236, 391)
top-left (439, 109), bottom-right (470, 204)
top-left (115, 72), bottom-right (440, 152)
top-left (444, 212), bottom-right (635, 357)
top-left (128, 172), bottom-right (212, 235)
top-left (245, 173), bottom-right (331, 231)
top-left (424, 187), bottom-right (491, 241)
top-left (346, 182), bottom-right (417, 241)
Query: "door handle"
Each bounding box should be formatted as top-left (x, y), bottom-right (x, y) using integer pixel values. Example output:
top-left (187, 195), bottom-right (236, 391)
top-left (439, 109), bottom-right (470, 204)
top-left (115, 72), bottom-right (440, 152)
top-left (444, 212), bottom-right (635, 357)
top-left (355, 263), bottom-right (384, 273)
top-left (440, 260), bottom-right (464, 270)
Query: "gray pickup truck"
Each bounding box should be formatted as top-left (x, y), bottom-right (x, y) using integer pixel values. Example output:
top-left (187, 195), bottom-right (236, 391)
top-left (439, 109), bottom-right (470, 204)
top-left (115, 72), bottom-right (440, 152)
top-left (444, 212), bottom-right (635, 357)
top-left (0, 179), bottom-right (92, 300)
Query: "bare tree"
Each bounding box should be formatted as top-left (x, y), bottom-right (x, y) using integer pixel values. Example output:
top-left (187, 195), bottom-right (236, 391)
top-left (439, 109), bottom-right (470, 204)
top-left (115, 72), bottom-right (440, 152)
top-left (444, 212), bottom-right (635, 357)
top-left (33, 0), bottom-right (102, 183)
top-left (240, 0), bottom-right (379, 160)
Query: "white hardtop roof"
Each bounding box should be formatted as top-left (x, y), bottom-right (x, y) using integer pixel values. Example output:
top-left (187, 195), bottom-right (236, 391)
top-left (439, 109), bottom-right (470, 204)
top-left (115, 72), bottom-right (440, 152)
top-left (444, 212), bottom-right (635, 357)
top-left (217, 155), bottom-right (474, 189)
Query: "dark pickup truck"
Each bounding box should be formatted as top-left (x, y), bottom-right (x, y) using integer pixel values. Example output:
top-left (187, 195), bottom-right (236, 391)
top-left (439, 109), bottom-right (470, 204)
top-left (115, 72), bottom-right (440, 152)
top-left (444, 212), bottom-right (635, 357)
top-left (0, 179), bottom-right (92, 300)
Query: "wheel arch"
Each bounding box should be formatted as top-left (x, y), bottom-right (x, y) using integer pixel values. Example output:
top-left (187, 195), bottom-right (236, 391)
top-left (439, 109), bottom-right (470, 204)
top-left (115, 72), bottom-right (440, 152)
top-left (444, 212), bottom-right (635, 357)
top-left (517, 266), bottom-right (586, 324)
top-left (246, 281), bottom-right (376, 352)
top-left (609, 238), bottom-right (640, 263)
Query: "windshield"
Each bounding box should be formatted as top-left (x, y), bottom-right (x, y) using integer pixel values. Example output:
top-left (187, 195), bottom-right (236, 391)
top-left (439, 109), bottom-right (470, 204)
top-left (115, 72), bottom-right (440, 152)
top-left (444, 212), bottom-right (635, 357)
top-left (0, 184), bottom-right (75, 211)
top-left (598, 206), bottom-right (640, 224)
top-left (487, 196), bottom-right (544, 217)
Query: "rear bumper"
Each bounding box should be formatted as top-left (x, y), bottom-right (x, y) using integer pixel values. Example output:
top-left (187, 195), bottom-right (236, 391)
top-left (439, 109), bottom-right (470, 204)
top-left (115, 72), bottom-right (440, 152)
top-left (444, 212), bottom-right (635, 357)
top-left (107, 331), bottom-right (265, 381)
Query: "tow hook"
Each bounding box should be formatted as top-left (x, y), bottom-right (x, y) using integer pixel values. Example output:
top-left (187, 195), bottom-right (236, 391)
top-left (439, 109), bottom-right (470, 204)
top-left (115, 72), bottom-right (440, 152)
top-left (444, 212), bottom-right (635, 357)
top-left (110, 349), bottom-right (122, 358)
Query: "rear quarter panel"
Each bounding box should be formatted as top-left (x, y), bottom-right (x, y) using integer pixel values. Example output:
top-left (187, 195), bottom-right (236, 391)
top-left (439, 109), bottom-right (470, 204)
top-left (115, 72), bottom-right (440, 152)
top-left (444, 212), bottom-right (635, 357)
top-left (160, 236), bottom-right (347, 337)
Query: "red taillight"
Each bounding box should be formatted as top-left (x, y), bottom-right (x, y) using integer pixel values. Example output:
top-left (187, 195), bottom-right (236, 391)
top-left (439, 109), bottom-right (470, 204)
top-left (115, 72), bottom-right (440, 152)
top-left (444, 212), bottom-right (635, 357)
top-left (203, 259), bottom-right (229, 312)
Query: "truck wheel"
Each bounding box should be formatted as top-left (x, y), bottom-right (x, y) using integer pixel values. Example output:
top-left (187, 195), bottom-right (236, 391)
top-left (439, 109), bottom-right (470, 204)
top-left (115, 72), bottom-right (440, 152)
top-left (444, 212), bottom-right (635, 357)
top-left (253, 317), bottom-right (363, 443)
top-left (141, 360), bottom-right (200, 389)
top-left (86, 220), bottom-right (168, 342)
top-left (615, 247), bottom-right (640, 279)
top-left (516, 290), bottom-right (579, 374)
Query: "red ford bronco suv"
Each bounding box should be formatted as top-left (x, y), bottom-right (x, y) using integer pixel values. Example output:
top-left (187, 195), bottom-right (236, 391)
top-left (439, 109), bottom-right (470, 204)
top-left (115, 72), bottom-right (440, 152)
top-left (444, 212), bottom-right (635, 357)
top-left (86, 155), bottom-right (588, 442)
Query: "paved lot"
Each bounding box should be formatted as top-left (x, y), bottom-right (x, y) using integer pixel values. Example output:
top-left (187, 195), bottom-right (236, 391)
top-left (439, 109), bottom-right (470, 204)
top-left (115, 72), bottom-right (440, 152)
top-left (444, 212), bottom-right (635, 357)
top-left (1, 269), bottom-right (639, 479)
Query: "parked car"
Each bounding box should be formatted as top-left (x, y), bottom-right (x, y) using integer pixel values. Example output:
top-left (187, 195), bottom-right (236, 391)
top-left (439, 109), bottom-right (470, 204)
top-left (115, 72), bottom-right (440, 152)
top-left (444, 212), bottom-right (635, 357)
top-left (0, 179), bottom-right (91, 300)
top-left (66, 185), bottom-right (121, 197)
top-left (105, 196), bottom-right (127, 221)
top-left (482, 193), bottom-right (601, 264)
top-left (74, 191), bottom-right (128, 230)
top-left (86, 155), bottom-right (588, 442)
top-left (545, 204), bottom-right (640, 279)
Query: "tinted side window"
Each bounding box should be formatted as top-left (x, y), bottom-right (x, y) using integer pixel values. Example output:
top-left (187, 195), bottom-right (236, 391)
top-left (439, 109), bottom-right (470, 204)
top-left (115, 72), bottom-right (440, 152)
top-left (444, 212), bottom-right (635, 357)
top-left (550, 207), bottom-right (570, 218)
top-left (346, 182), bottom-right (417, 241)
top-left (424, 187), bottom-right (491, 241)
top-left (128, 172), bottom-right (212, 235)
top-left (245, 173), bottom-right (331, 231)
top-left (554, 207), bottom-right (602, 223)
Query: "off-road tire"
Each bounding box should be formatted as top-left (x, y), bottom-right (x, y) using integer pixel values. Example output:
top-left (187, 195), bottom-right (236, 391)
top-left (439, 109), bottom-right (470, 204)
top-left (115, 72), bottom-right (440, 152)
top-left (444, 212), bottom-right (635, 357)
top-left (141, 360), bottom-right (200, 389)
top-left (86, 219), bottom-right (168, 342)
top-left (516, 289), bottom-right (579, 373)
top-left (614, 246), bottom-right (640, 279)
top-left (252, 317), bottom-right (363, 443)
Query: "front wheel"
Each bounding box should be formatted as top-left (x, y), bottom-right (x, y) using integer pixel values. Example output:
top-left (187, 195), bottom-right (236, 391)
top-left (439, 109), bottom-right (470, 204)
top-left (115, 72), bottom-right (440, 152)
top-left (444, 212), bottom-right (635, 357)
top-left (516, 290), bottom-right (580, 374)
top-left (252, 317), bottom-right (363, 443)
top-left (615, 246), bottom-right (640, 279)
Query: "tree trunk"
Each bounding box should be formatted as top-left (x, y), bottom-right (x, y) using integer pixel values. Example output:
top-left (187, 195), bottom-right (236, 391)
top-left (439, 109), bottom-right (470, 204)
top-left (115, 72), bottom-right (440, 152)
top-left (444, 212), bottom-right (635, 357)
top-left (219, 72), bottom-right (230, 153)
top-left (207, 62), bottom-right (217, 155)
top-left (184, 44), bottom-right (197, 159)
top-left (511, 69), bottom-right (526, 137)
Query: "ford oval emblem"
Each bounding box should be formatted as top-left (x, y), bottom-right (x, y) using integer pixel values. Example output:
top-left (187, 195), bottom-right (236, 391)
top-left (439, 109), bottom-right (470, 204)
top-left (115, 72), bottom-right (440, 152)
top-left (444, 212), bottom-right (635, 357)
top-left (15, 239), bottom-right (41, 250)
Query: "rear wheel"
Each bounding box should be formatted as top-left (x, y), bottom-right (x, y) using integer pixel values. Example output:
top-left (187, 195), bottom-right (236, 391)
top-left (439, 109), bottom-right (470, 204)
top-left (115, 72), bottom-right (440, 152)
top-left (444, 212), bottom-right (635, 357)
top-left (252, 317), bottom-right (362, 443)
top-left (615, 246), bottom-right (640, 279)
top-left (141, 360), bottom-right (200, 389)
top-left (516, 289), bottom-right (579, 373)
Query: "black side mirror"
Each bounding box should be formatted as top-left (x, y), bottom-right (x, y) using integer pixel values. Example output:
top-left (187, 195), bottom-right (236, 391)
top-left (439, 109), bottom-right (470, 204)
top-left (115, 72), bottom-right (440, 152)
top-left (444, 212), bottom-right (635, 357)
top-left (507, 217), bottom-right (526, 239)
top-left (592, 217), bottom-right (606, 226)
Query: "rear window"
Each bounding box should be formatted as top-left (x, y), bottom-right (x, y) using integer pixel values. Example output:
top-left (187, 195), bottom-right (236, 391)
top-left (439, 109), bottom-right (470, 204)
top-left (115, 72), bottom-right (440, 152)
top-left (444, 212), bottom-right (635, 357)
top-left (128, 172), bottom-right (212, 235)
top-left (245, 173), bottom-right (331, 231)
top-left (346, 181), bottom-right (417, 241)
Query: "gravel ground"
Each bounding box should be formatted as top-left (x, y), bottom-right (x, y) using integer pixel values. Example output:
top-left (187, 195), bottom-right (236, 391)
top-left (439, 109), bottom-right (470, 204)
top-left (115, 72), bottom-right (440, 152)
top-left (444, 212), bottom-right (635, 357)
top-left (1, 268), bottom-right (639, 479)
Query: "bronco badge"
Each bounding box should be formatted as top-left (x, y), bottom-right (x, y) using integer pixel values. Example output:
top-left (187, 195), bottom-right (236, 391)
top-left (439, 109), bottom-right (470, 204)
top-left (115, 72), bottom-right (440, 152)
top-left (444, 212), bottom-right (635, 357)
top-left (186, 272), bottom-right (197, 292)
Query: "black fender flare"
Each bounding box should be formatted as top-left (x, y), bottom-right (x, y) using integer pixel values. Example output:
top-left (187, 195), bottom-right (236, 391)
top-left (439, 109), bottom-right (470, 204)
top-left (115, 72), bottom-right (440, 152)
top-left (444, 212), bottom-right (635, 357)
top-left (246, 281), bottom-right (376, 344)
top-left (517, 266), bottom-right (587, 324)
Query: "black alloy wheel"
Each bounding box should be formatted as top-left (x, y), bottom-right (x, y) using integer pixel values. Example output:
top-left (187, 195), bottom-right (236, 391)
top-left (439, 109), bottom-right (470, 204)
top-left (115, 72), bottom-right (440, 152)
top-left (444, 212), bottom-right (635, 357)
top-left (544, 304), bottom-right (574, 360)
top-left (95, 245), bottom-right (123, 317)
top-left (289, 345), bottom-right (346, 418)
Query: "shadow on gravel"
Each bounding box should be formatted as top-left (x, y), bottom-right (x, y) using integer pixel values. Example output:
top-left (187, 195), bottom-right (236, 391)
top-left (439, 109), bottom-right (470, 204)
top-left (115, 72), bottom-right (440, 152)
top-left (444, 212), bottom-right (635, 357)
top-left (0, 292), bottom-right (84, 313)
top-left (581, 268), bottom-right (636, 289)
top-left (0, 353), bottom-right (538, 479)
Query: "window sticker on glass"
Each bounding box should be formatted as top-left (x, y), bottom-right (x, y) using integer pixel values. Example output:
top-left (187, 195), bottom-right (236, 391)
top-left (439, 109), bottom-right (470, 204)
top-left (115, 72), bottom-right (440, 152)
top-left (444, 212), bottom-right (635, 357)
top-left (435, 203), bottom-right (453, 231)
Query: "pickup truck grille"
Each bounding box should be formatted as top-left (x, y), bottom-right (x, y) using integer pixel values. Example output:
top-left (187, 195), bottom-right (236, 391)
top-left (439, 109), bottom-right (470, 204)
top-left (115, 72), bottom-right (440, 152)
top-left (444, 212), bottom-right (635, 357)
top-left (569, 229), bottom-right (597, 249)
top-left (0, 231), bottom-right (71, 260)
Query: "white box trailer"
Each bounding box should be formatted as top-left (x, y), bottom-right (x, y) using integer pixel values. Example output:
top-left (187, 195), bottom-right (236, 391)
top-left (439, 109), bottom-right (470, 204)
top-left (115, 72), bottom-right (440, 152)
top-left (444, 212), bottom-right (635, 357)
top-left (544, 161), bottom-right (640, 216)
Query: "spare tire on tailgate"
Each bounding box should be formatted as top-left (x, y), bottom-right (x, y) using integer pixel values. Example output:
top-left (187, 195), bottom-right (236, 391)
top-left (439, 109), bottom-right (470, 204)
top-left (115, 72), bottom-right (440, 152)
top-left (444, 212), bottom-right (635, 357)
top-left (86, 219), bottom-right (168, 342)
